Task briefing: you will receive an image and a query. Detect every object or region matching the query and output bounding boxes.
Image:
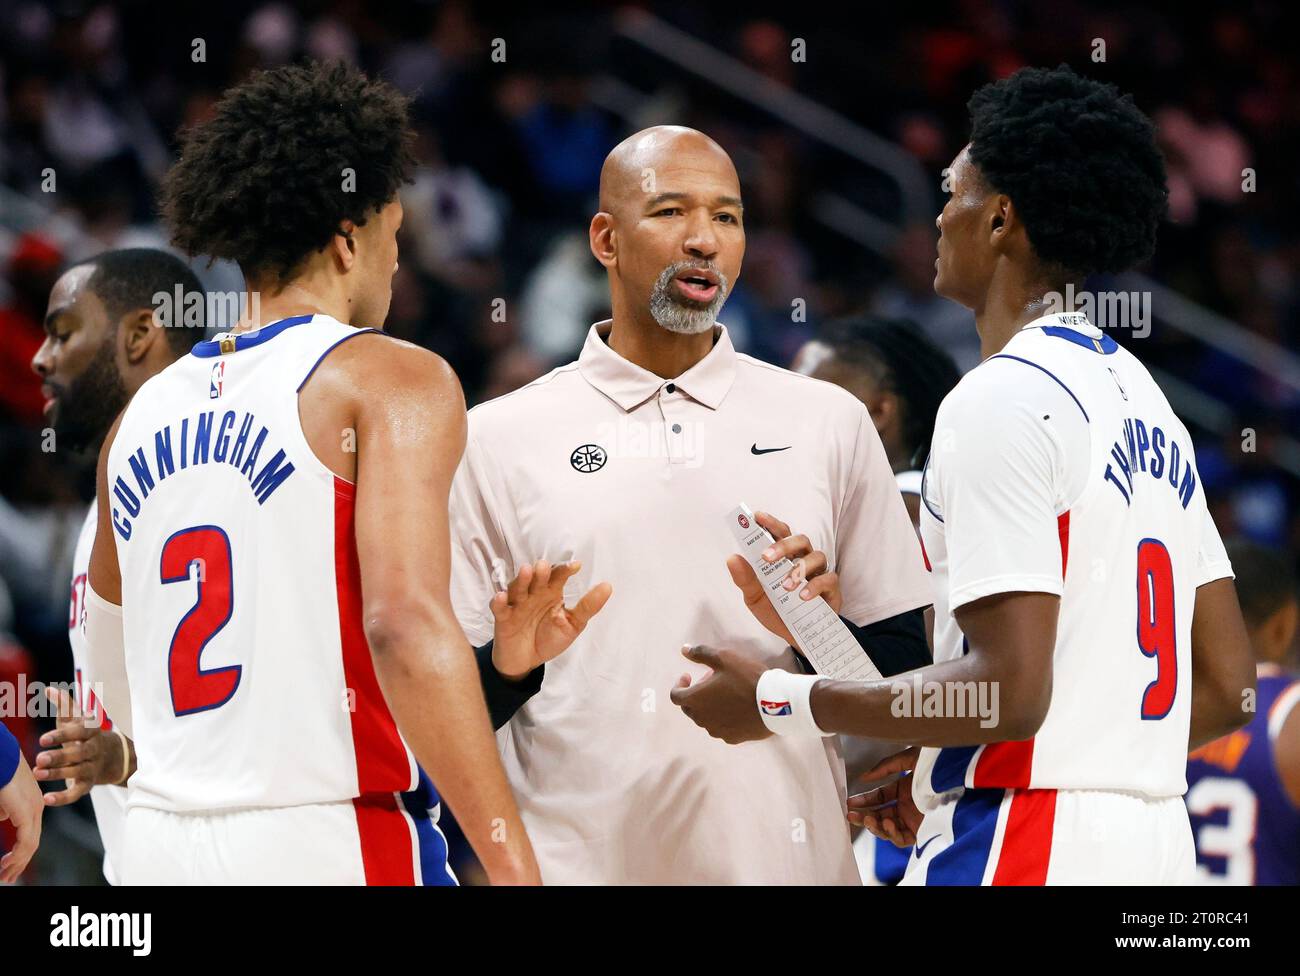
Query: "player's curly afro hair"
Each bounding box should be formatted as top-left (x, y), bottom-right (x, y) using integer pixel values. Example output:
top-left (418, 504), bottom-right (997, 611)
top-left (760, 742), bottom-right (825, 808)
top-left (161, 61), bottom-right (416, 284)
top-left (966, 64), bottom-right (1168, 278)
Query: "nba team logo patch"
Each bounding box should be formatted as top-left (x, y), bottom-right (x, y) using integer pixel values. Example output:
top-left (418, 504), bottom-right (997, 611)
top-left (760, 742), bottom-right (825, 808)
top-left (570, 444), bottom-right (606, 473)
top-left (738, 514), bottom-right (750, 529)
top-left (759, 699), bottom-right (792, 716)
top-left (209, 360), bottom-right (225, 399)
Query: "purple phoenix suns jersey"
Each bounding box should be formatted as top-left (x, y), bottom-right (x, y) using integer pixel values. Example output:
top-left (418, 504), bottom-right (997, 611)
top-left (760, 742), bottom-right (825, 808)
top-left (1186, 665), bottom-right (1300, 885)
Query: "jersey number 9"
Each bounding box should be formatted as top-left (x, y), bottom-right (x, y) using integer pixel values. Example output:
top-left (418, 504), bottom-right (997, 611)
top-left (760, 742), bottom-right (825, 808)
top-left (1136, 538), bottom-right (1176, 720)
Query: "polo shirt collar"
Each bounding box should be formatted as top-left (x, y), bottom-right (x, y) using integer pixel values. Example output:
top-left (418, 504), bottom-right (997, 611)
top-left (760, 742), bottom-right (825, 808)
top-left (578, 320), bottom-right (738, 412)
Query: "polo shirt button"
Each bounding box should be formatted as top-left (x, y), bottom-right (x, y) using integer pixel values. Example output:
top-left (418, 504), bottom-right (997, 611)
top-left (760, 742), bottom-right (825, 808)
top-left (672, 423), bottom-right (682, 434)
top-left (665, 383), bottom-right (676, 394)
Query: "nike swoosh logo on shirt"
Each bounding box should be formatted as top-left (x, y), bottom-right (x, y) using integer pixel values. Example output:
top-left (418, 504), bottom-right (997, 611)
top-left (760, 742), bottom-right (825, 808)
top-left (751, 444), bottom-right (792, 455)
top-left (914, 835), bottom-right (938, 859)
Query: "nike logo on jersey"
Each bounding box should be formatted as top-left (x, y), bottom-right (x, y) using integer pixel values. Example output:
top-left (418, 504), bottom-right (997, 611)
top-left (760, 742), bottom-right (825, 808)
top-left (751, 444), bottom-right (792, 455)
top-left (914, 835), bottom-right (938, 859)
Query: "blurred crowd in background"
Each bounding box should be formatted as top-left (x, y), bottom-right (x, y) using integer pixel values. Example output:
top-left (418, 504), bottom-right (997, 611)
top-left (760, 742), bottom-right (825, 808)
top-left (0, 0), bottom-right (1296, 880)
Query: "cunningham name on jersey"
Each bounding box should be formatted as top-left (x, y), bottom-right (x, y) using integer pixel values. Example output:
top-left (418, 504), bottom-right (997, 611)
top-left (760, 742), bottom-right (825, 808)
top-left (106, 313), bottom-right (421, 814)
top-left (110, 409), bottom-right (297, 541)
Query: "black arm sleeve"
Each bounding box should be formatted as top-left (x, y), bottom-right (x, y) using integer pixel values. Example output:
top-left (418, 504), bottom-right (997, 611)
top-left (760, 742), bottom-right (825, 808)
top-left (787, 608), bottom-right (930, 677)
top-left (474, 641), bottom-right (544, 730)
top-left (840, 607), bottom-right (931, 676)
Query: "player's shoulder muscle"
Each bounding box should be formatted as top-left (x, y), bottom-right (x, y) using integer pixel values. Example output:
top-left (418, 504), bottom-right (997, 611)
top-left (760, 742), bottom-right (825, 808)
top-left (308, 331), bottom-right (460, 398)
top-left (306, 332), bottom-right (464, 426)
top-left (301, 332), bottom-right (467, 471)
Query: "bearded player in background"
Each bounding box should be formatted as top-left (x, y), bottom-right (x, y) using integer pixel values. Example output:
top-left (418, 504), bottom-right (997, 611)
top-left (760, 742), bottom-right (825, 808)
top-left (30, 248), bottom-right (208, 884)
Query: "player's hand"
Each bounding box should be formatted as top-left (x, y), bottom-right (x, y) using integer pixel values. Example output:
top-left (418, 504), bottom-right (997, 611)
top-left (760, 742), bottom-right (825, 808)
top-left (670, 643), bottom-right (772, 744)
top-left (726, 510), bottom-right (841, 647)
top-left (846, 747), bottom-right (922, 847)
top-left (0, 753), bottom-right (44, 883)
top-left (490, 559), bottom-right (613, 680)
top-left (34, 686), bottom-right (125, 805)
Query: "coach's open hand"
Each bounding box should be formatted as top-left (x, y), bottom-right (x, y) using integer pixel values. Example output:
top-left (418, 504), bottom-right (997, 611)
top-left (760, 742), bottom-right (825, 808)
top-left (726, 510), bottom-right (841, 647)
top-left (490, 559), bottom-right (613, 680)
top-left (670, 644), bottom-right (772, 744)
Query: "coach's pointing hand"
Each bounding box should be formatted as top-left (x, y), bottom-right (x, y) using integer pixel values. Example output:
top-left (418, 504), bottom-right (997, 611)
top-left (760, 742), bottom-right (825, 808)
top-left (670, 644), bottom-right (771, 744)
top-left (726, 510), bottom-right (841, 647)
top-left (490, 559), bottom-right (613, 680)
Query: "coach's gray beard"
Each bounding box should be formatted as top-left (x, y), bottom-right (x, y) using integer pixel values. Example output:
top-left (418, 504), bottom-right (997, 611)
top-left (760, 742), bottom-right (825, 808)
top-left (648, 263), bottom-right (729, 335)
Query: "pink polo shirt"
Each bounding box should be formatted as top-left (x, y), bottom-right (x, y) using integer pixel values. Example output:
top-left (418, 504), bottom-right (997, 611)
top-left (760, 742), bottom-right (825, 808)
top-left (450, 321), bottom-right (931, 884)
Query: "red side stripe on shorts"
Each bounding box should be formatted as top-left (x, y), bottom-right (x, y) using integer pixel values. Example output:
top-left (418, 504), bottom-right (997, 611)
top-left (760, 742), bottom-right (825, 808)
top-left (334, 476), bottom-right (412, 794)
top-left (991, 788), bottom-right (1057, 885)
top-left (918, 534), bottom-right (932, 572)
top-left (352, 793), bottom-right (415, 885)
top-left (973, 738), bottom-right (1034, 787)
top-left (1057, 511), bottom-right (1070, 578)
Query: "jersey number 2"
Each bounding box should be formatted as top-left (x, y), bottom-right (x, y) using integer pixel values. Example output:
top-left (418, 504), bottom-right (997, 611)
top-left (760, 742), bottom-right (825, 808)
top-left (1136, 538), bottom-right (1176, 720)
top-left (161, 525), bottom-right (240, 715)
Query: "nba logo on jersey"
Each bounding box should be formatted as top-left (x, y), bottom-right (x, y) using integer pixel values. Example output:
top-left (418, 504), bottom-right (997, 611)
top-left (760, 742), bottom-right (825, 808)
top-left (210, 360), bottom-right (225, 399)
top-left (1108, 366), bottom-right (1128, 401)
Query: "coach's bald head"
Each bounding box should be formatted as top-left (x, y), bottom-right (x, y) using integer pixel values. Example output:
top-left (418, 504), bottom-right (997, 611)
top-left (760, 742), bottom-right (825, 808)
top-left (591, 126), bottom-right (744, 338)
top-left (598, 126), bottom-right (736, 214)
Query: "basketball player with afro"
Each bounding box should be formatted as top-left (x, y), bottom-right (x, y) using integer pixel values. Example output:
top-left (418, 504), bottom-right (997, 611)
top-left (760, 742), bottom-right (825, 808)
top-left (675, 65), bottom-right (1256, 885)
top-left (84, 61), bottom-right (607, 886)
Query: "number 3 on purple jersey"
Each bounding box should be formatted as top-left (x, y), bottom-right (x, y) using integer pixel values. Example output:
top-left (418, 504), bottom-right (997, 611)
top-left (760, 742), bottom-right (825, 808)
top-left (1136, 538), bottom-right (1176, 720)
top-left (161, 525), bottom-right (239, 715)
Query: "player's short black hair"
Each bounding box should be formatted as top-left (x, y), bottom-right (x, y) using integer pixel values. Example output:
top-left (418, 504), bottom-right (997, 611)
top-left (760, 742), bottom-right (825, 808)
top-left (819, 316), bottom-right (961, 468)
top-left (966, 64), bottom-right (1168, 279)
top-left (75, 248), bottom-right (207, 355)
top-left (160, 60), bottom-right (415, 284)
top-left (1225, 539), bottom-right (1298, 627)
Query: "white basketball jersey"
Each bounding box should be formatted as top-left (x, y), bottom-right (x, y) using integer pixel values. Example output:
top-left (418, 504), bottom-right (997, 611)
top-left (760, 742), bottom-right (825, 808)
top-left (915, 313), bottom-right (1233, 808)
top-left (105, 314), bottom-right (418, 812)
top-left (69, 503), bottom-right (128, 882)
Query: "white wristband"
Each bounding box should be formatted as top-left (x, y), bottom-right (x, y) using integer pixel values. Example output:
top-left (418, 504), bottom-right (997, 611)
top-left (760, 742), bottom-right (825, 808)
top-left (756, 669), bottom-right (831, 737)
top-left (111, 727), bottom-right (131, 786)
